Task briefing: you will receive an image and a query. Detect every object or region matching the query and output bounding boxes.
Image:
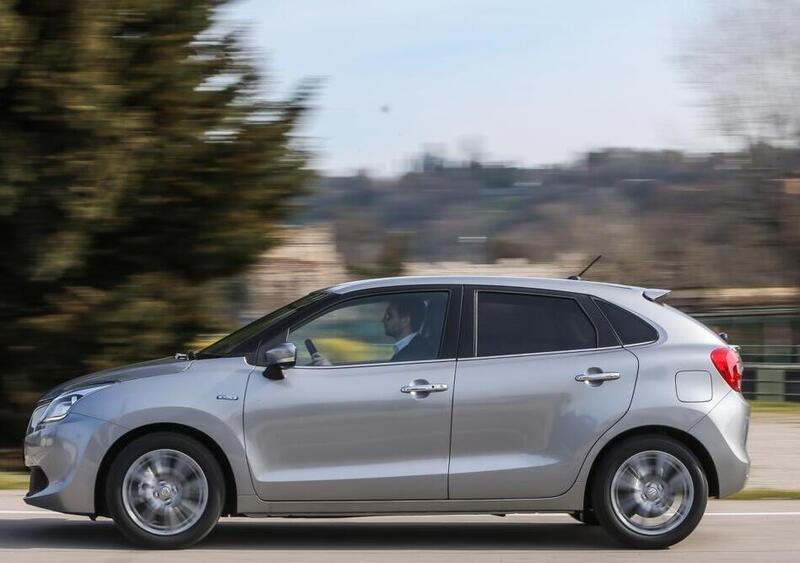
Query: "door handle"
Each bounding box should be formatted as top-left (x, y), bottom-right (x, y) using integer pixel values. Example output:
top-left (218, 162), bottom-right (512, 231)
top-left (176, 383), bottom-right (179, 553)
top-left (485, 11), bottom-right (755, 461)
top-left (401, 383), bottom-right (449, 393)
top-left (575, 372), bottom-right (620, 383)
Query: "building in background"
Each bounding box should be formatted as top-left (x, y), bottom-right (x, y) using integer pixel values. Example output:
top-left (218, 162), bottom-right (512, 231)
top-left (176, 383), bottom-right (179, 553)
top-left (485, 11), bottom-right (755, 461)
top-left (246, 225), bottom-right (350, 315)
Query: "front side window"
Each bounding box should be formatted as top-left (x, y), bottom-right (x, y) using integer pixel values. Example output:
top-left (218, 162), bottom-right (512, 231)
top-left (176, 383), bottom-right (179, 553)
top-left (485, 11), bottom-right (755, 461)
top-left (476, 291), bottom-right (597, 357)
top-left (288, 292), bottom-right (449, 366)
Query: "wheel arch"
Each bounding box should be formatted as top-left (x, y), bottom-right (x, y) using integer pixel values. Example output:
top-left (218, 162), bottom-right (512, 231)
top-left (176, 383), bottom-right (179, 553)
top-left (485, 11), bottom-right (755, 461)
top-left (583, 425), bottom-right (720, 514)
top-left (94, 423), bottom-right (239, 517)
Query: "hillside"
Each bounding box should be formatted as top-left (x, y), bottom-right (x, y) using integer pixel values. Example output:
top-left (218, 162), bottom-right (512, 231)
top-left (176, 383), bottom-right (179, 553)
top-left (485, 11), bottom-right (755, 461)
top-left (298, 146), bottom-right (800, 289)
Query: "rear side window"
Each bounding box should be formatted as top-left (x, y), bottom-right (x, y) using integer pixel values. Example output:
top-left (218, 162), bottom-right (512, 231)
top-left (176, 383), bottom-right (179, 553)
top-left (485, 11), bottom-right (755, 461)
top-left (594, 299), bottom-right (658, 345)
top-left (476, 292), bottom-right (597, 357)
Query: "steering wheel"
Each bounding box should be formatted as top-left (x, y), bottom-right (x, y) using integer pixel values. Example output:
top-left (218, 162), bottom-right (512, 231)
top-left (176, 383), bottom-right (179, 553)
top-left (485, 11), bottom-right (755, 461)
top-left (304, 338), bottom-right (318, 357)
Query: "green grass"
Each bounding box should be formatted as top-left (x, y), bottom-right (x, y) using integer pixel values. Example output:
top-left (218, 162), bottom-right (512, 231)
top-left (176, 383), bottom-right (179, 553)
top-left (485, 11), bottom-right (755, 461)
top-left (728, 488), bottom-right (800, 501)
top-left (0, 472), bottom-right (28, 490)
top-left (0, 470), bottom-right (796, 501)
top-left (748, 401), bottom-right (800, 414)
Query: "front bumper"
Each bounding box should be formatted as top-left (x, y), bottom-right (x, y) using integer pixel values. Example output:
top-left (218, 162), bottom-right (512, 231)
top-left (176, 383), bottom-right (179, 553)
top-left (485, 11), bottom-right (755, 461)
top-left (690, 390), bottom-right (751, 498)
top-left (24, 412), bottom-right (127, 514)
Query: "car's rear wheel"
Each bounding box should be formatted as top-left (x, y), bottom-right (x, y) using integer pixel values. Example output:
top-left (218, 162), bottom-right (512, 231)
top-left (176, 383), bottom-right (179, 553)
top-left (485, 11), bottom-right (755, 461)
top-left (106, 432), bottom-right (224, 549)
top-left (591, 435), bottom-right (707, 549)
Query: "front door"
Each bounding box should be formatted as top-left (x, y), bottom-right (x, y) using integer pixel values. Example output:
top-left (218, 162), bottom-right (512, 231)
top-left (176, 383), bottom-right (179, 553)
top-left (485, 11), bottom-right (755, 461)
top-left (244, 288), bottom-right (458, 501)
top-left (449, 288), bottom-right (639, 499)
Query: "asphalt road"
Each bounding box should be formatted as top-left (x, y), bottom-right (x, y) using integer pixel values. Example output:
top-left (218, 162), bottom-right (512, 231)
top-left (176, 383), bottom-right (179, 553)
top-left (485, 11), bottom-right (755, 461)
top-left (1, 491), bottom-right (798, 561)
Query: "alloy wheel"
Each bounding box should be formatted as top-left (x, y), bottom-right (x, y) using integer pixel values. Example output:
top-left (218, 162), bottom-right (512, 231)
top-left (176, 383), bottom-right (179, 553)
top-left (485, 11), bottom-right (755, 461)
top-left (121, 448), bottom-right (209, 536)
top-left (609, 450), bottom-right (694, 536)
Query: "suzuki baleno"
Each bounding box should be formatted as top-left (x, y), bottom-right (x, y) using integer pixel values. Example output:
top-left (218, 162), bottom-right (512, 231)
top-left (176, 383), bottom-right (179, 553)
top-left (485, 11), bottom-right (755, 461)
top-left (24, 276), bottom-right (750, 549)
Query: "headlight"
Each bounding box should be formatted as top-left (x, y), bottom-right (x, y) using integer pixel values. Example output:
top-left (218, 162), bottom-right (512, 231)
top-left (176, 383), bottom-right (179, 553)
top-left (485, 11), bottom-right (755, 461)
top-left (27, 403), bottom-right (50, 434)
top-left (37, 384), bottom-right (112, 427)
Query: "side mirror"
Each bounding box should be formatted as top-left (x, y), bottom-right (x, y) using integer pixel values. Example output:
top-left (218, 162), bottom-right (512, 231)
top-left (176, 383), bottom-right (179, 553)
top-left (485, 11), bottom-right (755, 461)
top-left (263, 342), bottom-right (296, 380)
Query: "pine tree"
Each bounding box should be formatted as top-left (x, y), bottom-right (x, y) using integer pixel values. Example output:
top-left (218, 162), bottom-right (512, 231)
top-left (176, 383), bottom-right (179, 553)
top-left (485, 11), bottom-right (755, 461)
top-left (0, 0), bottom-right (314, 439)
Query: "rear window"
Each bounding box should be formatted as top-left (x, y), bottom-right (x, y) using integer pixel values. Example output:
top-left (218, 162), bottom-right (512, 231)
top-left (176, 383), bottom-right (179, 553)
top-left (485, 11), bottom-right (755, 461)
top-left (594, 299), bottom-right (658, 345)
top-left (476, 292), bottom-right (597, 357)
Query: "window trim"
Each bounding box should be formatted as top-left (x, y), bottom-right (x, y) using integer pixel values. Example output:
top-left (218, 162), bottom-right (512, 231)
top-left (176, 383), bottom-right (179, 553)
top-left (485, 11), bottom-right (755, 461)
top-left (291, 357), bottom-right (454, 370)
top-left (281, 285), bottom-right (461, 368)
top-left (458, 344), bottom-right (624, 363)
top-left (472, 288), bottom-right (603, 359)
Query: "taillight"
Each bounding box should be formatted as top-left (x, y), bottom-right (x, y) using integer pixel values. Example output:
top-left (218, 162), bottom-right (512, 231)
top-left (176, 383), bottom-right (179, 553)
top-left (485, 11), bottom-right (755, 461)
top-left (711, 347), bottom-right (743, 392)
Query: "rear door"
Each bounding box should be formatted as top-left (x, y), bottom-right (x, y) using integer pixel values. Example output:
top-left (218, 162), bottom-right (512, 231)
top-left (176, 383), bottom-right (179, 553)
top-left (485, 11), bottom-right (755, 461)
top-left (448, 286), bottom-right (638, 499)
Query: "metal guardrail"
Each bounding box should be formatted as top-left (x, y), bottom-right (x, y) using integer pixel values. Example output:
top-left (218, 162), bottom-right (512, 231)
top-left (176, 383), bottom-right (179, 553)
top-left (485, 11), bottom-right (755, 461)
top-left (741, 360), bottom-right (800, 401)
top-left (738, 344), bottom-right (800, 364)
top-left (732, 343), bottom-right (800, 400)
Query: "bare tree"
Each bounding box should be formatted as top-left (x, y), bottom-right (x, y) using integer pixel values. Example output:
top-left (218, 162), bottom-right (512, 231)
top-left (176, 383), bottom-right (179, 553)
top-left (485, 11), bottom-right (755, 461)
top-left (682, 0), bottom-right (800, 146)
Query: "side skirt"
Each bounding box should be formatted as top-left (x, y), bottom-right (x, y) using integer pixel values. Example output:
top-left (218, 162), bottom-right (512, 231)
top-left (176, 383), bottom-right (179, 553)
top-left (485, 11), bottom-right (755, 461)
top-left (236, 482), bottom-right (585, 517)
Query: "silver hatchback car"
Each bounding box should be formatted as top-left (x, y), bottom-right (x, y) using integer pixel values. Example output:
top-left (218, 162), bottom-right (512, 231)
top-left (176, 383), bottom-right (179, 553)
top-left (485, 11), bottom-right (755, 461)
top-left (24, 276), bottom-right (750, 549)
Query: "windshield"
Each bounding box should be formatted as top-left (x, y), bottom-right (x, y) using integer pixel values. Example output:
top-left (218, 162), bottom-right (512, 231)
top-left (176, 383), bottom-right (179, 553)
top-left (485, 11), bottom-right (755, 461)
top-left (197, 291), bottom-right (329, 358)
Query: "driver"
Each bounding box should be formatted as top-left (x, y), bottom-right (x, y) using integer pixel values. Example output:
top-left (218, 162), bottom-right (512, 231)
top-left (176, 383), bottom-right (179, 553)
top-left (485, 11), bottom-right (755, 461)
top-left (382, 296), bottom-right (434, 362)
top-left (310, 296), bottom-right (434, 365)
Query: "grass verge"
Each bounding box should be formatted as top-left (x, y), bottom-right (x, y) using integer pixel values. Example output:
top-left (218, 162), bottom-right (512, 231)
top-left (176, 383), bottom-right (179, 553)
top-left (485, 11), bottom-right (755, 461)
top-left (748, 401), bottom-right (800, 414)
top-left (0, 471), bottom-right (797, 500)
top-left (0, 472), bottom-right (28, 490)
top-left (728, 488), bottom-right (800, 500)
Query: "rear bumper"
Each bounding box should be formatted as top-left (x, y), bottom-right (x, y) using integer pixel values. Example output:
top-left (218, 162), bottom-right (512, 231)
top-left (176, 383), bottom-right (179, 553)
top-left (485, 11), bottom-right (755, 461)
top-left (690, 390), bottom-right (751, 498)
top-left (23, 413), bottom-right (127, 514)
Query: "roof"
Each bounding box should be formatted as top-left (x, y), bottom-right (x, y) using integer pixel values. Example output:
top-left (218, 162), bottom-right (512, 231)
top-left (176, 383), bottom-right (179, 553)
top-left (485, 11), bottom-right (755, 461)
top-left (329, 275), bottom-right (648, 299)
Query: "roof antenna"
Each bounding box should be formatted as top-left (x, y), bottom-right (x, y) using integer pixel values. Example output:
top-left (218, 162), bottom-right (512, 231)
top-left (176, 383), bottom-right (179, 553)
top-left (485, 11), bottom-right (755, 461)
top-left (568, 255), bottom-right (602, 280)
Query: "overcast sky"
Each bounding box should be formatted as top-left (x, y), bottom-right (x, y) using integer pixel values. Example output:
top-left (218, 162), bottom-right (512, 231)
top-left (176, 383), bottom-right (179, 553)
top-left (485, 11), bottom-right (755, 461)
top-left (224, 0), bottom-right (730, 176)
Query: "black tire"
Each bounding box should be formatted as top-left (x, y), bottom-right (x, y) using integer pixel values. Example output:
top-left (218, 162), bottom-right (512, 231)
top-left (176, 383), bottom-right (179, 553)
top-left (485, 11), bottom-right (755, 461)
top-left (591, 435), bottom-right (708, 549)
top-left (569, 510), bottom-right (599, 525)
top-left (106, 432), bottom-right (225, 549)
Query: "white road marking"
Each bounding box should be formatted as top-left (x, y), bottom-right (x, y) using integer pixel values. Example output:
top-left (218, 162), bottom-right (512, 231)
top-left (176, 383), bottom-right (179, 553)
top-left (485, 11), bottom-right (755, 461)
top-left (0, 510), bottom-right (68, 515)
top-left (1, 510), bottom-right (799, 517)
top-left (706, 512), bottom-right (800, 516)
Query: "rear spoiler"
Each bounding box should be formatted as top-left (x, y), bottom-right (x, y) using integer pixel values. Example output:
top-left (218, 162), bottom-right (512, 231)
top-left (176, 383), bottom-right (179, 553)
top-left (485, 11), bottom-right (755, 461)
top-left (643, 288), bottom-right (671, 303)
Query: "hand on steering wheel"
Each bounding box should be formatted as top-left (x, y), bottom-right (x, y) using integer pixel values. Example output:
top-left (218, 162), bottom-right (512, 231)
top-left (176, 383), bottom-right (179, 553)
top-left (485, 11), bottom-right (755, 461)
top-left (305, 338), bottom-right (330, 366)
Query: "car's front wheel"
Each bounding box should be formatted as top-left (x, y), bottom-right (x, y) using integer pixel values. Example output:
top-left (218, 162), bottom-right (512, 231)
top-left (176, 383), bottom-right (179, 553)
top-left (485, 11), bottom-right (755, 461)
top-left (106, 432), bottom-right (224, 549)
top-left (591, 435), bottom-right (708, 549)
